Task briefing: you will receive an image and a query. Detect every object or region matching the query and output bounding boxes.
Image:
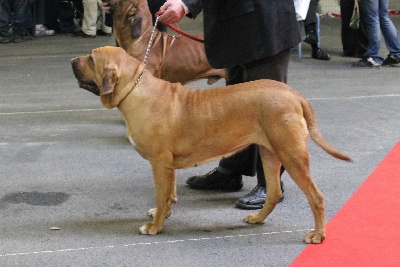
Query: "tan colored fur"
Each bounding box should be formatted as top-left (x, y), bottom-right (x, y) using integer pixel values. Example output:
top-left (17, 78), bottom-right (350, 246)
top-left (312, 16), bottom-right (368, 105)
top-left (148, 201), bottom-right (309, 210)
top-left (71, 46), bottom-right (351, 244)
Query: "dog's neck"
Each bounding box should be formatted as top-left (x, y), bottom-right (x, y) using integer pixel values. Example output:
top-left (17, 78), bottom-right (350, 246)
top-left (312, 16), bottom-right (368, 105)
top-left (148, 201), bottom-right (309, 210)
top-left (101, 61), bottom-right (145, 109)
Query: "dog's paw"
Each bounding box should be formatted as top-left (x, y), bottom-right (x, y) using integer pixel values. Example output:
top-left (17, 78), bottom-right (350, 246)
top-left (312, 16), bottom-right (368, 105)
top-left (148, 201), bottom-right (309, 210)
top-left (147, 207), bottom-right (172, 218)
top-left (139, 223), bottom-right (161, 235)
top-left (147, 208), bottom-right (157, 218)
top-left (243, 213), bottom-right (266, 224)
top-left (304, 230), bottom-right (325, 244)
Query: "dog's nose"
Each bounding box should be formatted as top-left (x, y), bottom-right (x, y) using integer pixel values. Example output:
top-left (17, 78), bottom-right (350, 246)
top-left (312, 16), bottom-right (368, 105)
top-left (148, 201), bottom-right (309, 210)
top-left (70, 57), bottom-right (78, 65)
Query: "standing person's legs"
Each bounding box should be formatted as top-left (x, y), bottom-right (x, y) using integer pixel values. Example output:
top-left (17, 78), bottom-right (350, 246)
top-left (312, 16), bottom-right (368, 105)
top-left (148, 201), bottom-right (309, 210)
top-left (361, 0), bottom-right (382, 62)
top-left (187, 49), bottom-right (291, 209)
top-left (378, 0), bottom-right (400, 58)
top-left (81, 0), bottom-right (97, 36)
top-left (35, 0), bottom-right (55, 36)
top-left (304, 0), bottom-right (318, 40)
top-left (303, 0), bottom-right (330, 60)
top-left (357, 6), bottom-right (369, 57)
top-left (219, 49), bottom-right (290, 175)
top-left (340, 0), bottom-right (357, 56)
top-left (0, 0), bottom-right (12, 40)
top-left (12, 0), bottom-right (27, 40)
top-left (98, 8), bottom-right (112, 34)
top-left (233, 49), bottom-right (290, 209)
top-left (35, 0), bottom-right (46, 25)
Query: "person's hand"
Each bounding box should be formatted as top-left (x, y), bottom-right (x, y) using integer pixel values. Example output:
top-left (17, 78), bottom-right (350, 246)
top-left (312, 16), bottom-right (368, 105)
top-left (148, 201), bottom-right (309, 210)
top-left (158, 0), bottom-right (186, 24)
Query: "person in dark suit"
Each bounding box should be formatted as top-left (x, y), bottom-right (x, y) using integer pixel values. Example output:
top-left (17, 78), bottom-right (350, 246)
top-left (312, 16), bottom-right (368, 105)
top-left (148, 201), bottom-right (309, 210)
top-left (159, 0), bottom-right (300, 210)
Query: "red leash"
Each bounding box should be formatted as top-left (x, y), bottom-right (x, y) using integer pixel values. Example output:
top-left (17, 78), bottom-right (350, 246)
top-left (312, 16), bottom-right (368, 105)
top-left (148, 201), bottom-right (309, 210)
top-left (155, 10), bottom-right (204, 43)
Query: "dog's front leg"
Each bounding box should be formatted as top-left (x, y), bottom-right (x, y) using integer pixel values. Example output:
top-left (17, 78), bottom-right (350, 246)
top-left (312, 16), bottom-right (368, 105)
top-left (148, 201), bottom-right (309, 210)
top-left (139, 163), bottom-right (176, 235)
top-left (147, 170), bottom-right (177, 218)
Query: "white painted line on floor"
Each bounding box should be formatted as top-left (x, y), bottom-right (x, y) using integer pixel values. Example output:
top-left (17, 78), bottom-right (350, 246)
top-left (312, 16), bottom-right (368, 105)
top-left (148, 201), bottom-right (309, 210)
top-left (309, 94), bottom-right (400, 101)
top-left (0, 108), bottom-right (107, 116)
top-left (0, 228), bottom-right (312, 258)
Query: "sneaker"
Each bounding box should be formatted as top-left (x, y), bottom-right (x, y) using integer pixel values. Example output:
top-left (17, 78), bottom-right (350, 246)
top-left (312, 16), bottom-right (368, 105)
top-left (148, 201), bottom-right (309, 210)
top-left (186, 168), bottom-right (243, 191)
top-left (353, 57), bottom-right (381, 68)
top-left (0, 36), bottom-right (11, 44)
top-left (382, 54), bottom-right (400, 67)
top-left (35, 24), bottom-right (55, 36)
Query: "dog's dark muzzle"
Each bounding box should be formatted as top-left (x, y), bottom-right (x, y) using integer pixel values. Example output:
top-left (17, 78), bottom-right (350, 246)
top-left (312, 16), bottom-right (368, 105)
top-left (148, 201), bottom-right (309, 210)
top-left (71, 57), bottom-right (100, 96)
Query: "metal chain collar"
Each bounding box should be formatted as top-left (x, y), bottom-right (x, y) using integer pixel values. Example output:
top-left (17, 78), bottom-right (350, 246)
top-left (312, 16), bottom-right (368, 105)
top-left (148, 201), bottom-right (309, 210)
top-left (134, 15), bottom-right (161, 86)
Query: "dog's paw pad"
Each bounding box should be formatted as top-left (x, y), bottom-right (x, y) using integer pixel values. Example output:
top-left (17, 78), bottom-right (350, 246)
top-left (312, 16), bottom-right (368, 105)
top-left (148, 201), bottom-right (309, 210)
top-left (147, 208), bottom-right (157, 217)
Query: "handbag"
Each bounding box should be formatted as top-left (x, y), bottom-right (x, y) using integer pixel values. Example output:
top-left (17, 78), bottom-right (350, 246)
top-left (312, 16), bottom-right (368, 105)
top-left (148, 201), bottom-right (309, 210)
top-left (349, 0), bottom-right (360, 29)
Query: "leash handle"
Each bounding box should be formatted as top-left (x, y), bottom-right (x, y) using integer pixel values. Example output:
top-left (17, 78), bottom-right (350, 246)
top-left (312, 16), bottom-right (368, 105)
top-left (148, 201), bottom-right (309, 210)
top-left (155, 10), bottom-right (204, 43)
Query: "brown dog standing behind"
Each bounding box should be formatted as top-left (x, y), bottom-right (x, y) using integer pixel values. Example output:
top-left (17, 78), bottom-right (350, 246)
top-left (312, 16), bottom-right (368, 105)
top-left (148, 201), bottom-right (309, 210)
top-left (71, 46), bottom-right (352, 244)
top-left (103, 0), bottom-right (225, 84)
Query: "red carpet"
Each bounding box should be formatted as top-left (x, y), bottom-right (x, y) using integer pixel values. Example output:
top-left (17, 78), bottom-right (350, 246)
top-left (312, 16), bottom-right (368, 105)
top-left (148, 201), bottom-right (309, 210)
top-left (291, 142), bottom-right (400, 267)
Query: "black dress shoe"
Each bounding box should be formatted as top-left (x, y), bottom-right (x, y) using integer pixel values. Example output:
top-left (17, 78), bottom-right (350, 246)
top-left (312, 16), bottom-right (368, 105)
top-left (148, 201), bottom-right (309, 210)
top-left (235, 182), bottom-right (284, 210)
top-left (73, 31), bottom-right (96, 38)
top-left (304, 32), bottom-right (318, 45)
top-left (312, 48), bottom-right (331, 60)
top-left (186, 168), bottom-right (243, 191)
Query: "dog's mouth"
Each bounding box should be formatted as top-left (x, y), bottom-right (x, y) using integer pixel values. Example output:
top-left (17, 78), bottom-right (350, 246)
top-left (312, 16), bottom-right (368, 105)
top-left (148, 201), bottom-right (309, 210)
top-left (78, 81), bottom-right (100, 96)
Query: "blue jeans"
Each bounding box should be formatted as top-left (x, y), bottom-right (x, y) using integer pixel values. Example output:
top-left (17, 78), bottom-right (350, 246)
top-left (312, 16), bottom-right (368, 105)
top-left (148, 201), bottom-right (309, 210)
top-left (361, 0), bottom-right (400, 63)
top-left (0, 0), bottom-right (27, 37)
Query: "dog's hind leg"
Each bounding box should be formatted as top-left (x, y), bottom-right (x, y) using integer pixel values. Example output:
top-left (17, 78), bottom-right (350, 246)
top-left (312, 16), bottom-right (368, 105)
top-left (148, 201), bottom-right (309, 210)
top-left (244, 146), bottom-right (283, 224)
top-left (280, 146), bottom-right (326, 244)
top-left (139, 163), bottom-right (176, 235)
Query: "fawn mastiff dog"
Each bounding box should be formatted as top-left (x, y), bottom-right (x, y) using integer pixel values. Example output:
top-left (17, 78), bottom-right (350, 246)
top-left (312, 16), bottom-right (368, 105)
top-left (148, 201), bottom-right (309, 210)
top-left (103, 0), bottom-right (225, 84)
top-left (71, 46), bottom-right (351, 244)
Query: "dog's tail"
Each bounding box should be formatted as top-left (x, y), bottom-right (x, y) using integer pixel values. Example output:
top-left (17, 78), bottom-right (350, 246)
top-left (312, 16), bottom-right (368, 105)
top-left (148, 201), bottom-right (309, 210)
top-left (301, 99), bottom-right (352, 162)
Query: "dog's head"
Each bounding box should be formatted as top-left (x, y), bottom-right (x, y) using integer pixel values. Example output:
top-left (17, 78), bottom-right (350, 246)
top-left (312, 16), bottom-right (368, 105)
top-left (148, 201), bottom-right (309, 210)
top-left (71, 46), bottom-right (144, 108)
top-left (104, 0), bottom-right (153, 39)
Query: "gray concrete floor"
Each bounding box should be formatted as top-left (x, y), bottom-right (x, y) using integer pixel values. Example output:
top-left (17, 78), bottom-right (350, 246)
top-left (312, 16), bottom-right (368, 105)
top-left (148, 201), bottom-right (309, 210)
top-left (0, 17), bottom-right (399, 266)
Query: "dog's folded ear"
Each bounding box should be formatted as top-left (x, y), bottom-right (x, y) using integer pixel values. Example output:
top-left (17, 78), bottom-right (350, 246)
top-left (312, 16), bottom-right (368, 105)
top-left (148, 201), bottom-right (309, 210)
top-left (130, 16), bottom-right (142, 39)
top-left (100, 63), bottom-right (120, 95)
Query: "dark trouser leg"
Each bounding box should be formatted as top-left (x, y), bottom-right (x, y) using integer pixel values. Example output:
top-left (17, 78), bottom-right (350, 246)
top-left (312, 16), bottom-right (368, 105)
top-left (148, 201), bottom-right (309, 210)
top-left (340, 0), bottom-right (369, 56)
top-left (0, 0), bottom-right (12, 37)
top-left (219, 49), bottom-right (291, 185)
top-left (13, 0), bottom-right (27, 37)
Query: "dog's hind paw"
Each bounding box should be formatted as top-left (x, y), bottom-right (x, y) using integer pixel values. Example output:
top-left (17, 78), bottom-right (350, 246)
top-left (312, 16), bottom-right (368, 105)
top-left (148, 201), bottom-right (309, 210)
top-left (304, 230), bottom-right (325, 244)
top-left (243, 213), bottom-right (266, 224)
